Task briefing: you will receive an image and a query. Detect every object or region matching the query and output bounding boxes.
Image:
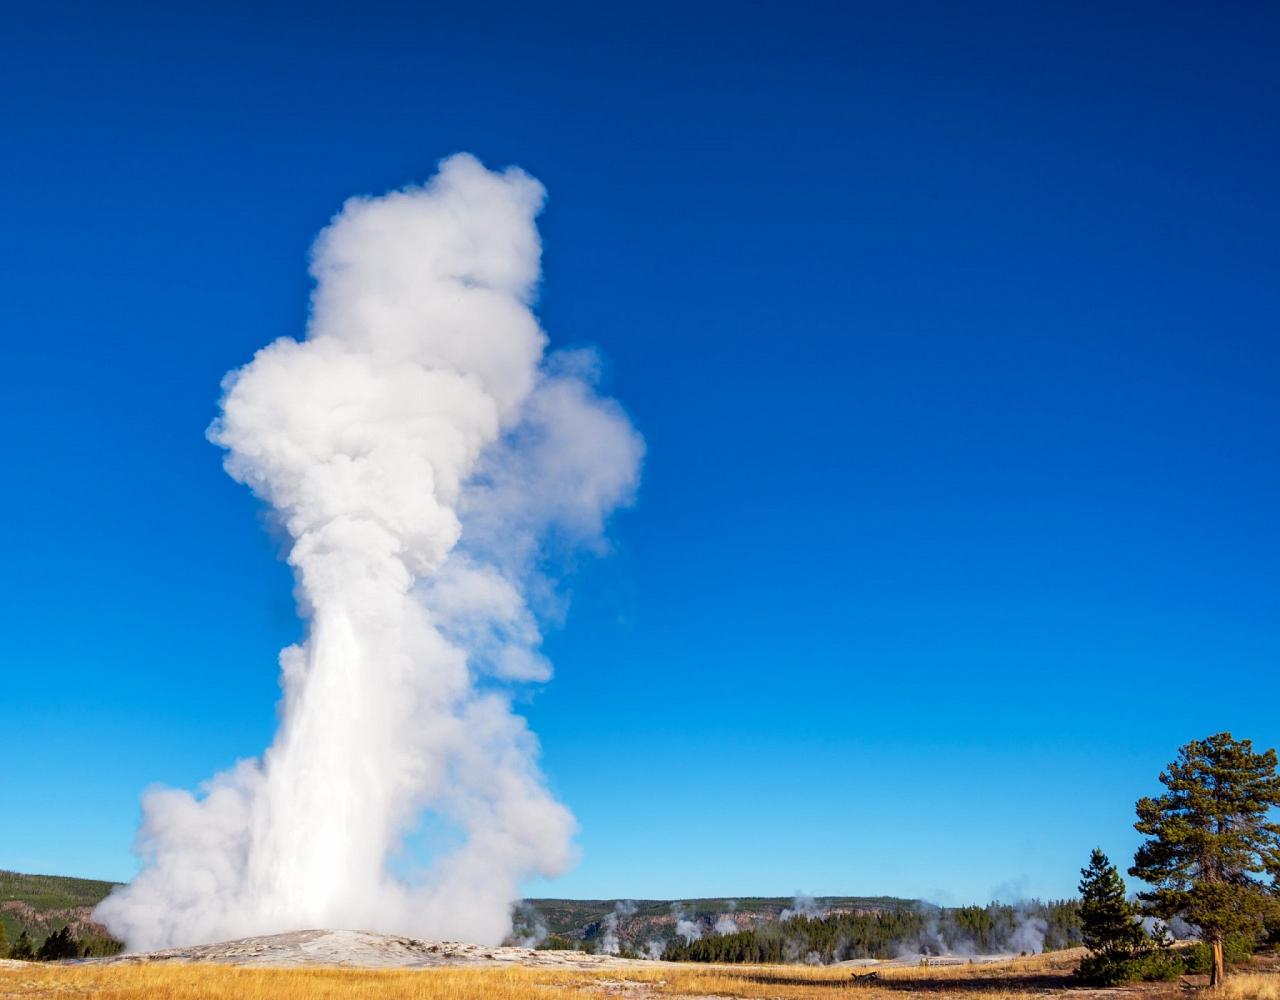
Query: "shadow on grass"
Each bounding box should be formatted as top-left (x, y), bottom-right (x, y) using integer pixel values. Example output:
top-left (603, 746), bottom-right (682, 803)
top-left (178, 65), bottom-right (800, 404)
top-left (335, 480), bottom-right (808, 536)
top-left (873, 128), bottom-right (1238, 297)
top-left (739, 969), bottom-right (1079, 993)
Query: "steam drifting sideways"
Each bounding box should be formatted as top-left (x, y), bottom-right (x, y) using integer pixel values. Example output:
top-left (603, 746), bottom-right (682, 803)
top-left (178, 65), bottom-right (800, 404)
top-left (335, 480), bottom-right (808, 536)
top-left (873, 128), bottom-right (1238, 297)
top-left (96, 155), bottom-right (643, 951)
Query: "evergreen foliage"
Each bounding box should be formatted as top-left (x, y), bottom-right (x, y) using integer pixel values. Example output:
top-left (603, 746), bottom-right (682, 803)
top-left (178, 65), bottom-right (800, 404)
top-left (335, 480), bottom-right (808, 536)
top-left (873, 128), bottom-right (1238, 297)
top-left (1071, 851), bottom-right (1186, 991)
top-left (0, 870), bottom-right (125, 957)
top-left (1078, 849), bottom-right (1145, 958)
top-left (534, 935), bottom-right (580, 951)
top-left (1129, 732), bottom-right (1280, 987)
top-left (8, 930), bottom-right (35, 961)
top-left (76, 933), bottom-right (125, 958)
top-left (36, 926), bottom-right (80, 961)
top-left (1185, 933), bottom-right (1256, 974)
top-left (661, 901), bottom-right (1082, 964)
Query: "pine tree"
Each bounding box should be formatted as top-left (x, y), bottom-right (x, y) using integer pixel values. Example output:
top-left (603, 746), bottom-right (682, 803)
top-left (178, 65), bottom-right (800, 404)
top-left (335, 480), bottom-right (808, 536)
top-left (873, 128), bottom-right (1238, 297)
top-left (36, 930), bottom-right (57, 962)
top-left (1129, 732), bottom-right (1280, 988)
top-left (36, 926), bottom-right (79, 962)
top-left (1079, 849), bottom-right (1145, 957)
top-left (9, 930), bottom-right (35, 961)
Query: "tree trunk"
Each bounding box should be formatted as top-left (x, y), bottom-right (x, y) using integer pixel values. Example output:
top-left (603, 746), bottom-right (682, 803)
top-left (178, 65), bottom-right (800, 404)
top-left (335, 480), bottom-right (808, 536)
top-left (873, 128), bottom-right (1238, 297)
top-left (1209, 934), bottom-right (1225, 988)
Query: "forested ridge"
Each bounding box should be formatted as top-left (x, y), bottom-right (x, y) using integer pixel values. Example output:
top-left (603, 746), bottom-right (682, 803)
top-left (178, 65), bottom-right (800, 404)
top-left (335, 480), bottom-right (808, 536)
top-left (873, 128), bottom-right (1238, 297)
top-left (658, 901), bottom-right (1082, 963)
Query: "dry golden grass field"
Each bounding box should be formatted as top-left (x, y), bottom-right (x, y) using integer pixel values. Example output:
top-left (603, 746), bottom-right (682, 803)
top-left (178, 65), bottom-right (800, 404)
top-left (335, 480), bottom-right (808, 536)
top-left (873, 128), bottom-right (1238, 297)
top-left (2, 952), bottom-right (1279, 1000)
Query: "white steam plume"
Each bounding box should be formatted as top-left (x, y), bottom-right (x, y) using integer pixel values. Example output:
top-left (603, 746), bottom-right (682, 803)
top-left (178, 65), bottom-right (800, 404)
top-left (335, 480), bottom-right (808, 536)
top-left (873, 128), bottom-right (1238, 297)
top-left (95, 154), bottom-right (643, 951)
top-left (510, 901), bottom-right (549, 948)
top-left (598, 899), bottom-right (637, 955)
top-left (780, 893), bottom-right (826, 920)
top-left (672, 904), bottom-right (703, 944)
top-left (675, 917), bottom-right (703, 943)
top-left (1008, 910), bottom-right (1047, 955)
top-left (713, 898), bottom-right (738, 935)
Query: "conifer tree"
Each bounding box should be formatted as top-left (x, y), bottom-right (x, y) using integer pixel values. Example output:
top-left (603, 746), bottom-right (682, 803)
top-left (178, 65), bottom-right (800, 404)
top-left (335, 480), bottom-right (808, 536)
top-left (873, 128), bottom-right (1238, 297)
top-left (1129, 732), bottom-right (1280, 988)
top-left (9, 930), bottom-right (35, 961)
top-left (1079, 848), bottom-right (1145, 958)
top-left (36, 926), bottom-right (79, 961)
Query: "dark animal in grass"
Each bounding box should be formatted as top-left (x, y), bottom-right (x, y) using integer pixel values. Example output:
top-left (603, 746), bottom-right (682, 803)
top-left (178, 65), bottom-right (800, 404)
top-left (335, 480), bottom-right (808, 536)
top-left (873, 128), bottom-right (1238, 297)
top-left (851, 971), bottom-right (880, 984)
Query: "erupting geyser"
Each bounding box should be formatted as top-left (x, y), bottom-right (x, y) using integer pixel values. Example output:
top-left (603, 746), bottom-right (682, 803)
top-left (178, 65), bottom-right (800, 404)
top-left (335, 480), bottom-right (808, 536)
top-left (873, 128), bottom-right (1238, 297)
top-left (95, 155), bottom-right (643, 950)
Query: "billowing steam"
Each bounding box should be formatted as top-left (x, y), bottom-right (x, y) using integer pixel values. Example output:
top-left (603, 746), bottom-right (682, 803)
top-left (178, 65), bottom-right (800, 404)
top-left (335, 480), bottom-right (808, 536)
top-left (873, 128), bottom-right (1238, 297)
top-left (511, 902), bottom-right (550, 948)
top-left (673, 904), bottom-right (703, 943)
top-left (780, 894), bottom-right (826, 920)
top-left (95, 155), bottom-right (643, 951)
top-left (713, 902), bottom-right (738, 935)
top-left (598, 900), bottom-right (637, 955)
top-left (1007, 909), bottom-right (1047, 955)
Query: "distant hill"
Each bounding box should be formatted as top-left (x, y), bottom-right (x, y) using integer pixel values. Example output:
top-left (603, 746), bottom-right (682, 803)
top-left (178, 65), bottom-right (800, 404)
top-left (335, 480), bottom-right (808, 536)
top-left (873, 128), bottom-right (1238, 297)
top-left (528, 896), bottom-right (912, 932)
top-left (0, 870), bottom-right (123, 954)
top-left (2, 869), bottom-right (1087, 962)
top-left (0, 869), bottom-right (915, 956)
top-left (516, 895), bottom-right (917, 953)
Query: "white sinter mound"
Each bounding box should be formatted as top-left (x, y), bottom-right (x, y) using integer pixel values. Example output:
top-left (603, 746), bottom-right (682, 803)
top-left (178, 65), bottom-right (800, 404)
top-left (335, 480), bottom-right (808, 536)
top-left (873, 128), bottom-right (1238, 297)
top-left (102, 929), bottom-right (634, 968)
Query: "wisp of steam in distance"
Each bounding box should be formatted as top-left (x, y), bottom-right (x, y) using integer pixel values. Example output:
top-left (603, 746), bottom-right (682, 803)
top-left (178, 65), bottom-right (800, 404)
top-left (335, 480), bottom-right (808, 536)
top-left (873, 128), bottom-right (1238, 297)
top-left (96, 154), bottom-right (643, 950)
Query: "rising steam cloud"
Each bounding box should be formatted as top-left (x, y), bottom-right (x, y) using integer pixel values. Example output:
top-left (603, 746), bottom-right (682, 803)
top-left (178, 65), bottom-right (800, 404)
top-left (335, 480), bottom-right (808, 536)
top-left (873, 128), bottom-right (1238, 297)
top-left (95, 154), bottom-right (643, 950)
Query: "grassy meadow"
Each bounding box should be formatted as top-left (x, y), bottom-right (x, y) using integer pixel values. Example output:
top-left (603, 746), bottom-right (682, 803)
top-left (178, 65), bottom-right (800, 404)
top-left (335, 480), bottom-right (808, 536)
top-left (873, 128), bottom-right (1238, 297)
top-left (5, 951), bottom-right (1268, 1000)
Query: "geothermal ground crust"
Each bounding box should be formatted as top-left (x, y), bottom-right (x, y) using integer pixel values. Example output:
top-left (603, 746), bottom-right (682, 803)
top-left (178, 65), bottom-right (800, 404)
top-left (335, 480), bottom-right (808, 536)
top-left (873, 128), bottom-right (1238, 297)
top-left (96, 929), bottom-right (638, 968)
top-left (85, 929), bottom-right (1040, 970)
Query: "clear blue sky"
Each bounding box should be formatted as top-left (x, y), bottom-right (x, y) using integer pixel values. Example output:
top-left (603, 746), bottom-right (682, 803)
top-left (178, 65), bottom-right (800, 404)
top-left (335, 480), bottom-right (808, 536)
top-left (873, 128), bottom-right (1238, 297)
top-left (2, 1), bottom-right (1276, 905)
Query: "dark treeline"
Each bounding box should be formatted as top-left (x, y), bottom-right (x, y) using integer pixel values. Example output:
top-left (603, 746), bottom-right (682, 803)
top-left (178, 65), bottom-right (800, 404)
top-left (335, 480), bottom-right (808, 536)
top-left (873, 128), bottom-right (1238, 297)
top-left (3, 926), bottom-right (122, 961)
top-left (661, 901), bottom-right (1082, 964)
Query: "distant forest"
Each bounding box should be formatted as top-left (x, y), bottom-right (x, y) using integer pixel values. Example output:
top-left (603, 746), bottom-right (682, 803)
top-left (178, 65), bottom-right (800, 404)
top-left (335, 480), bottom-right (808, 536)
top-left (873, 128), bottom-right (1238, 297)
top-left (658, 901), bottom-right (1083, 964)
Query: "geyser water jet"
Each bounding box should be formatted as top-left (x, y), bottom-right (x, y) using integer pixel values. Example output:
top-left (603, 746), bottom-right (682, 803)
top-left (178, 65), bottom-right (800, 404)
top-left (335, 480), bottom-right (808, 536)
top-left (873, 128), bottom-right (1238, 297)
top-left (96, 154), bottom-right (643, 950)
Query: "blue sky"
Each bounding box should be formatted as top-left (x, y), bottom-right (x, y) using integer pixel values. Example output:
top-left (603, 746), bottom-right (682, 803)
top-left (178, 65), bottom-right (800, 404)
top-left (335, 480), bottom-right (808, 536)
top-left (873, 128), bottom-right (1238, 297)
top-left (2, 1), bottom-right (1277, 905)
